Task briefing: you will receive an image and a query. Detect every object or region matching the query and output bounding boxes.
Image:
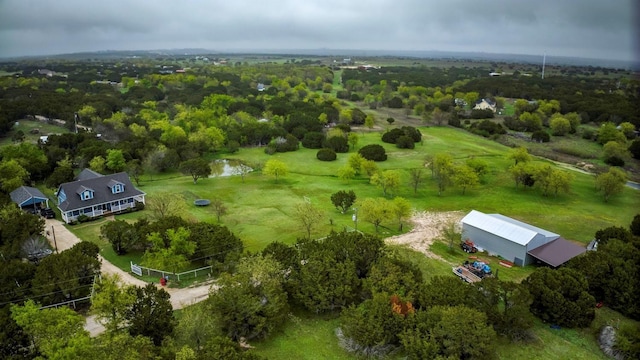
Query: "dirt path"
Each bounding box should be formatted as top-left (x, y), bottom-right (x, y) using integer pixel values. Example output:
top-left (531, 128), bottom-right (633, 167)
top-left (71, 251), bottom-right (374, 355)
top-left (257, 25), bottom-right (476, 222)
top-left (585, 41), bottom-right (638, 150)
top-left (43, 219), bottom-right (213, 336)
top-left (385, 210), bottom-right (465, 263)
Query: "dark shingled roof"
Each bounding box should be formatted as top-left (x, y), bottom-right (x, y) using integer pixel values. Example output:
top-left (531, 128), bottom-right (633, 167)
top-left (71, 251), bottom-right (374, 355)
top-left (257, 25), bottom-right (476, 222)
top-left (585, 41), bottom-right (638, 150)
top-left (57, 172), bottom-right (144, 212)
top-left (10, 186), bottom-right (48, 207)
top-left (527, 237), bottom-right (586, 267)
top-left (75, 168), bottom-right (104, 181)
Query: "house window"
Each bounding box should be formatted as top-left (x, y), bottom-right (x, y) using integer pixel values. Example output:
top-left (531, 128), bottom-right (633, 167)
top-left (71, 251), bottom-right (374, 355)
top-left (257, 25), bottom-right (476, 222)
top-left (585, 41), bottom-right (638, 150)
top-left (83, 207), bottom-right (92, 214)
top-left (72, 210), bottom-right (80, 216)
top-left (111, 183), bottom-right (125, 194)
top-left (81, 190), bottom-right (94, 200)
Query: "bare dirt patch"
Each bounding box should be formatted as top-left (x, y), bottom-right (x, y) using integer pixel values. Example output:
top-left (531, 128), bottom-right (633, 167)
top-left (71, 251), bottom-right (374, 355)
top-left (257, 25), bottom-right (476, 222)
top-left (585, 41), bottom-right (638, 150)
top-left (385, 210), bottom-right (465, 263)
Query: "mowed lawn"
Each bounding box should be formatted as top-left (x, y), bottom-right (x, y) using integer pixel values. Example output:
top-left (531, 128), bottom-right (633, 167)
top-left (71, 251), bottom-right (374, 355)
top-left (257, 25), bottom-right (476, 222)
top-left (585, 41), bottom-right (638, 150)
top-left (63, 126), bottom-right (639, 360)
top-left (72, 126), bottom-right (640, 252)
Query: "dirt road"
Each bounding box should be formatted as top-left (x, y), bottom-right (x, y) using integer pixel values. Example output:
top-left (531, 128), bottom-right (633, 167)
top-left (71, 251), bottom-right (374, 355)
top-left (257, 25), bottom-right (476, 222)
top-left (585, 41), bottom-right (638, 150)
top-left (43, 219), bottom-right (213, 336)
top-left (385, 210), bottom-right (465, 263)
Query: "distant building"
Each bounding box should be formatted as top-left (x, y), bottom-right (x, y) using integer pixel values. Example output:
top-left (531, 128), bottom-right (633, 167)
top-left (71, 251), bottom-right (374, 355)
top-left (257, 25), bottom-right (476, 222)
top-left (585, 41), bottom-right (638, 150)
top-left (473, 98), bottom-right (497, 113)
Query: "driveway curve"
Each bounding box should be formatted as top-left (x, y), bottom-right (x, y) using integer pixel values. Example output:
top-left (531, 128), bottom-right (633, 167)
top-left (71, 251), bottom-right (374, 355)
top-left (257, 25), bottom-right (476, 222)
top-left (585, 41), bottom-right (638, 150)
top-left (43, 218), bottom-right (213, 336)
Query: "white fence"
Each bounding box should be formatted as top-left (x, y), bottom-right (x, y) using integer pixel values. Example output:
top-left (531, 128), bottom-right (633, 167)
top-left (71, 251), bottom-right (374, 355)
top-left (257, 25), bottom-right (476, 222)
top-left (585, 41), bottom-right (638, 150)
top-left (130, 261), bottom-right (212, 281)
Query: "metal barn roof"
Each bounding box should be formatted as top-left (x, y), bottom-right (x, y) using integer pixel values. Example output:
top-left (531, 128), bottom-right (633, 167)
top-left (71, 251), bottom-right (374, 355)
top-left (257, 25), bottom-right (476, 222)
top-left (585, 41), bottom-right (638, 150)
top-left (527, 237), bottom-right (586, 267)
top-left (462, 210), bottom-right (540, 246)
top-left (488, 214), bottom-right (559, 239)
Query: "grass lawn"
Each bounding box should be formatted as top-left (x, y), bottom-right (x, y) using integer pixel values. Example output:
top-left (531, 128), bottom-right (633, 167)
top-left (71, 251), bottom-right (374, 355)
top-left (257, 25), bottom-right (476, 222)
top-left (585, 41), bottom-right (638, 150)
top-left (62, 125), bottom-right (638, 359)
top-left (71, 126), bottom-right (639, 263)
top-left (0, 119), bottom-right (70, 146)
top-left (252, 311), bottom-right (355, 360)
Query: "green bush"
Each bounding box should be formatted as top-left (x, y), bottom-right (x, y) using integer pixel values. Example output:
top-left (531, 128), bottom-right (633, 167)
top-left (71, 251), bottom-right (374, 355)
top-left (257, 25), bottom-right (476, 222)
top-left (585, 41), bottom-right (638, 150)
top-left (531, 130), bottom-right (550, 143)
top-left (359, 144), bottom-right (387, 162)
top-left (323, 136), bottom-right (349, 153)
top-left (381, 128), bottom-right (404, 144)
top-left (396, 135), bottom-right (415, 149)
top-left (77, 214), bottom-right (89, 223)
top-left (301, 132), bottom-right (325, 149)
top-left (316, 148), bottom-right (337, 161)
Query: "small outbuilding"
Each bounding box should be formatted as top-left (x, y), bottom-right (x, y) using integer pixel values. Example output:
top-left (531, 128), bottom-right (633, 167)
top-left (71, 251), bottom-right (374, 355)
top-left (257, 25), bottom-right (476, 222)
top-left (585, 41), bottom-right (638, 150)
top-left (461, 210), bottom-right (584, 267)
top-left (10, 186), bottom-right (50, 211)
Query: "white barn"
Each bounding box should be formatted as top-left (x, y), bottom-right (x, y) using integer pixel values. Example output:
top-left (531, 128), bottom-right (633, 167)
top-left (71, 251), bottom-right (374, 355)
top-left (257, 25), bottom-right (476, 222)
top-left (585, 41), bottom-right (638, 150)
top-left (460, 210), bottom-right (585, 267)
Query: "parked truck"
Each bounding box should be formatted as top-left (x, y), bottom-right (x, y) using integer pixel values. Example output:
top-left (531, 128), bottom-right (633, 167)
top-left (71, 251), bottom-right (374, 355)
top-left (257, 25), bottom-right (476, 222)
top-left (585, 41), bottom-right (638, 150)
top-left (460, 239), bottom-right (478, 253)
top-left (453, 260), bottom-right (492, 283)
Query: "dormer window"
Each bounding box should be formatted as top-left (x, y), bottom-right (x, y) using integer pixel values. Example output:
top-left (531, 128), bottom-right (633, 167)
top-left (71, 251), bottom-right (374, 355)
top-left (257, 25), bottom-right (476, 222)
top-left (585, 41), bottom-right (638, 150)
top-left (108, 179), bottom-right (125, 194)
top-left (76, 185), bottom-right (94, 201)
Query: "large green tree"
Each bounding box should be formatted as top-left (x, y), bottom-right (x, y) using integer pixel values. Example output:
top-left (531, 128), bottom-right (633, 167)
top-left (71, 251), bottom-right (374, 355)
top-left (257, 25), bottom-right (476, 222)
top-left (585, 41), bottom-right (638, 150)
top-left (523, 267), bottom-right (595, 328)
top-left (359, 197), bottom-right (391, 233)
top-left (126, 283), bottom-right (175, 346)
top-left (401, 306), bottom-right (497, 360)
top-left (91, 274), bottom-right (135, 333)
top-left (595, 167), bottom-right (627, 202)
top-left (207, 256), bottom-right (288, 341)
top-left (179, 158), bottom-right (211, 184)
top-left (11, 300), bottom-right (92, 359)
top-left (370, 170), bottom-right (401, 197)
top-left (142, 227), bottom-right (196, 274)
top-left (330, 190), bottom-right (357, 214)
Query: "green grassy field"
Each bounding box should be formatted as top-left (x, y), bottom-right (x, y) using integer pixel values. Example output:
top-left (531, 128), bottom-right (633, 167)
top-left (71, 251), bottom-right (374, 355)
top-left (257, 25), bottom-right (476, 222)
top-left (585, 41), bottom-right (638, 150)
top-left (0, 120), bottom-right (70, 146)
top-left (72, 126), bottom-right (639, 254)
top-left (58, 125), bottom-right (639, 360)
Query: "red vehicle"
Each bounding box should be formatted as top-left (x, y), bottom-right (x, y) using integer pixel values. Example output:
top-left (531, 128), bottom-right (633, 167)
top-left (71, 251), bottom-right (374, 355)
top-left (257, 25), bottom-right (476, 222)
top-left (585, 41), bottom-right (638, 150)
top-left (461, 239), bottom-right (478, 253)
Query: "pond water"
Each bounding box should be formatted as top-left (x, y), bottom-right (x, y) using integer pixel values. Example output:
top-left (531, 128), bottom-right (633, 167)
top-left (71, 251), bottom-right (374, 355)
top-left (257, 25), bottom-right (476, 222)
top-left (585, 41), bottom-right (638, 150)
top-left (209, 159), bottom-right (252, 177)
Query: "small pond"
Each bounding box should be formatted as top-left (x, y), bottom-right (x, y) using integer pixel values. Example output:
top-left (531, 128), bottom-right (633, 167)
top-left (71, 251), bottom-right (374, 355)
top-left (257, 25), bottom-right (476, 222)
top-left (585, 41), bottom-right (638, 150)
top-left (209, 159), bottom-right (253, 177)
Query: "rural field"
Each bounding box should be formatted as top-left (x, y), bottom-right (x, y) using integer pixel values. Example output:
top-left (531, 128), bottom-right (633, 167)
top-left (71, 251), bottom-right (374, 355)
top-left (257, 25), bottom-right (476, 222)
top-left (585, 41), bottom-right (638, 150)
top-left (62, 125), bottom-right (640, 360)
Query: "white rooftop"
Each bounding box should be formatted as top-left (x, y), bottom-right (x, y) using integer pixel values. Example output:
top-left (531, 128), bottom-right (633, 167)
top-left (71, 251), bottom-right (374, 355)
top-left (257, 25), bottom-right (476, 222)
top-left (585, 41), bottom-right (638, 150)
top-left (461, 210), bottom-right (558, 246)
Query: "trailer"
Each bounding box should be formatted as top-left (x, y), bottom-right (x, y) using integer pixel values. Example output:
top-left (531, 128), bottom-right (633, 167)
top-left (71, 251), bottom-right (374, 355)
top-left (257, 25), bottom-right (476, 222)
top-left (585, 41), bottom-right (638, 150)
top-left (452, 266), bottom-right (482, 283)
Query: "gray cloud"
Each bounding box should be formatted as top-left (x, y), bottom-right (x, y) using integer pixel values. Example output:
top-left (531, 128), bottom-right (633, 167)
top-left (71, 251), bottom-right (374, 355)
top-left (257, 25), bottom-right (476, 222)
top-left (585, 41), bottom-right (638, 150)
top-left (0, 0), bottom-right (636, 61)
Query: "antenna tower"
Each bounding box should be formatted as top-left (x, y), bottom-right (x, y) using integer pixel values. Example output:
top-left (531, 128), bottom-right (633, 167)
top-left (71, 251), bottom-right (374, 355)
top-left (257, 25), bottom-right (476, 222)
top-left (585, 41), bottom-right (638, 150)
top-left (541, 53), bottom-right (546, 80)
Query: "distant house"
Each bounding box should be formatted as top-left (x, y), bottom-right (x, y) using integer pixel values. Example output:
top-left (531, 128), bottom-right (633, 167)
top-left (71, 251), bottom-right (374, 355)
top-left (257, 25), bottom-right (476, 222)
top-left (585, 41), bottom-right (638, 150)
top-left (257, 83), bottom-right (266, 91)
top-left (10, 186), bottom-right (49, 211)
top-left (56, 169), bottom-right (145, 223)
top-left (461, 210), bottom-right (585, 267)
top-left (473, 98), bottom-right (497, 113)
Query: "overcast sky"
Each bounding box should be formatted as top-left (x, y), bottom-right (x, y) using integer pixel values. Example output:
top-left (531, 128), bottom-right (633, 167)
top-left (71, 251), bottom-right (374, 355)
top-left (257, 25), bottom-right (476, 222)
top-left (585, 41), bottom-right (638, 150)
top-left (0, 0), bottom-right (637, 62)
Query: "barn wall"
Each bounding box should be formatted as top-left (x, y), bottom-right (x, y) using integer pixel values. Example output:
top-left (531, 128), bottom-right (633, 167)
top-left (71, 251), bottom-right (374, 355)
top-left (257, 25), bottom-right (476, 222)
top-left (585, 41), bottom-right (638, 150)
top-left (462, 224), bottom-right (527, 265)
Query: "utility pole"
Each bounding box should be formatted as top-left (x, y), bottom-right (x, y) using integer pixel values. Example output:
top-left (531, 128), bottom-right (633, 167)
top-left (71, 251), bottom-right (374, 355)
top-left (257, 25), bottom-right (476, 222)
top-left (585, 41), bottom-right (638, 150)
top-left (52, 225), bottom-right (58, 254)
top-left (352, 207), bottom-right (358, 231)
top-left (541, 53), bottom-right (546, 80)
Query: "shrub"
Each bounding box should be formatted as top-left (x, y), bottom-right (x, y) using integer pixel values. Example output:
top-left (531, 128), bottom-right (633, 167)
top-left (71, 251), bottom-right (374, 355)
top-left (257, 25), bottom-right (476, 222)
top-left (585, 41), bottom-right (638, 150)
top-left (605, 156), bottom-right (625, 167)
top-left (448, 117), bottom-right (461, 128)
top-left (552, 145), bottom-right (597, 159)
top-left (401, 126), bottom-right (421, 142)
top-left (227, 140), bottom-right (240, 153)
top-left (335, 124), bottom-right (352, 133)
top-left (382, 128), bottom-right (405, 144)
top-left (581, 128), bottom-right (596, 140)
top-left (359, 144), bottom-right (387, 162)
top-left (350, 108), bottom-right (366, 125)
top-left (628, 139), bottom-right (640, 159)
top-left (336, 90), bottom-right (350, 99)
top-left (387, 97), bottom-right (404, 108)
top-left (396, 136), bottom-right (415, 149)
top-left (531, 131), bottom-right (550, 143)
top-left (264, 145), bottom-right (276, 155)
top-left (323, 136), bottom-right (349, 153)
top-left (470, 109), bottom-right (495, 119)
top-left (469, 120), bottom-right (506, 137)
top-left (77, 214), bottom-right (89, 223)
top-left (317, 148), bottom-right (337, 161)
top-left (301, 132), bottom-right (325, 149)
top-left (349, 93), bottom-right (361, 102)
